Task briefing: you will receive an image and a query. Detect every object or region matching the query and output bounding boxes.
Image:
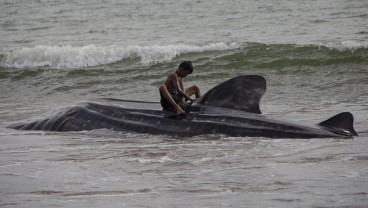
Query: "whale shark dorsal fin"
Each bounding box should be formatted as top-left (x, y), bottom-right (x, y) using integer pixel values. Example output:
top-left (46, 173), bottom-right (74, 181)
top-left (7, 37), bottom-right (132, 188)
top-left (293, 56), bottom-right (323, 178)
top-left (318, 112), bottom-right (358, 137)
top-left (195, 75), bottom-right (266, 114)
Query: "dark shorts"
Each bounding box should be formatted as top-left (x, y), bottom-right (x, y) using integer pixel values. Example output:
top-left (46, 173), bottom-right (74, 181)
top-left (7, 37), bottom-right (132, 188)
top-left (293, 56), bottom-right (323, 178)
top-left (160, 91), bottom-right (182, 111)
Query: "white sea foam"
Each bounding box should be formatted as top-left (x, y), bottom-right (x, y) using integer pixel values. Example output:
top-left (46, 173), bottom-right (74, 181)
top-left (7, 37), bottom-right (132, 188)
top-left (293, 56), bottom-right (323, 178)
top-left (317, 41), bottom-right (368, 52)
top-left (0, 43), bottom-right (241, 69)
top-left (1, 41), bottom-right (365, 69)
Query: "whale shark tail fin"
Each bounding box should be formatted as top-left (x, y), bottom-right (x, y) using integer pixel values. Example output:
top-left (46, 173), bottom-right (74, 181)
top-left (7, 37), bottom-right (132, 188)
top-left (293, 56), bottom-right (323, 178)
top-left (195, 75), bottom-right (266, 114)
top-left (318, 112), bottom-right (358, 137)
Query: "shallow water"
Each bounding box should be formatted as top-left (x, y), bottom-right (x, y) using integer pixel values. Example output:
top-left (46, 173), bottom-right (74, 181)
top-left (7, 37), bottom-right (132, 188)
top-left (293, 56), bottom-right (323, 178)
top-left (1, 0), bottom-right (368, 207)
top-left (1, 130), bottom-right (368, 208)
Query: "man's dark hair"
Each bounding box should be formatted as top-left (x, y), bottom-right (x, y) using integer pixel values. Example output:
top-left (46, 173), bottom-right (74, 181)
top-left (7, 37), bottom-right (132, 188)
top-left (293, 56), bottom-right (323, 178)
top-left (179, 61), bottom-right (193, 74)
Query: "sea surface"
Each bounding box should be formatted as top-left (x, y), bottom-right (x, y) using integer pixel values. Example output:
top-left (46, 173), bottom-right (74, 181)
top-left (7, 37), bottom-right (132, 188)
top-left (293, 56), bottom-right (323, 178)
top-left (1, 0), bottom-right (368, 207)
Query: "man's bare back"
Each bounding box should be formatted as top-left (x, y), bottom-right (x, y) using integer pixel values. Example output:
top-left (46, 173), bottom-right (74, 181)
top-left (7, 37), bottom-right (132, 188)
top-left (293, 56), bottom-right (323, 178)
top-left (163, 73), bottom-right (183, 94)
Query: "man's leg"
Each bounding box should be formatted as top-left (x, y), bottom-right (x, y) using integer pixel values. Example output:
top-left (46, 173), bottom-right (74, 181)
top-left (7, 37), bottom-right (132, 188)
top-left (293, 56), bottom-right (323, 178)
top-left (184, 85), bottom-right (201, 100)
top-left (159, 85), bottom-right (185, 115)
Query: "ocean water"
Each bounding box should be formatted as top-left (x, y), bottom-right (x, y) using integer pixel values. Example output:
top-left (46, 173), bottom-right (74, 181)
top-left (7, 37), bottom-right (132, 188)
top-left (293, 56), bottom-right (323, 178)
top-left (1, 0), bottom-right (368, 207)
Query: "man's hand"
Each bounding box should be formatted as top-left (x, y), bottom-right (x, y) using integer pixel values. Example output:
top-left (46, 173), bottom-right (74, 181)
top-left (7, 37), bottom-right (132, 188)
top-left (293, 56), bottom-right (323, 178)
top-left (178, 101), bottom-right (189, 110)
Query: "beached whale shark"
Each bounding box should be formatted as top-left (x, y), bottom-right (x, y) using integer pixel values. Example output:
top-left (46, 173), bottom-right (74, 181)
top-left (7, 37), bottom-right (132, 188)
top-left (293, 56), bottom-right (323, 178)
top-left (7, 75), bottom-right (358, 138)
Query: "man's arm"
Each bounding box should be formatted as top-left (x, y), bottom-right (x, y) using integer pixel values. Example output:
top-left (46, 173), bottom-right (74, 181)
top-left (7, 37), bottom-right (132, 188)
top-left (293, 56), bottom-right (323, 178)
top-left (170, 74), bottom-right (192, 101)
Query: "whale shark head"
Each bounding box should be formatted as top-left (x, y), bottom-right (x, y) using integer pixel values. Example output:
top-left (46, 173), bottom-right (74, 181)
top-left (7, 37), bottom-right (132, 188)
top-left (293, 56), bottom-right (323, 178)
top-left (193, 75), bottom-right (266, 114)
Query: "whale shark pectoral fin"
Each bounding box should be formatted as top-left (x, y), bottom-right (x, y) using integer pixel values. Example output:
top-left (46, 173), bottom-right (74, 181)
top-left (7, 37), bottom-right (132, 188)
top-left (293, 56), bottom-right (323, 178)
top-left (318, 112), bottom-right (358, 137)
top-left (195, 75), bottom-right (266, 114)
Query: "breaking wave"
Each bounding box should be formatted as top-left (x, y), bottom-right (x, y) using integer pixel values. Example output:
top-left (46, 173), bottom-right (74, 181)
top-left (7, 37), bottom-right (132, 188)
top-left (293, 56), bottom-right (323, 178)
top-left (1, 41), bottom-right (367, 70)
top-left (315, 40), bottom-right (368, 52)
top-left (0, 43), bottom-right (241, 69)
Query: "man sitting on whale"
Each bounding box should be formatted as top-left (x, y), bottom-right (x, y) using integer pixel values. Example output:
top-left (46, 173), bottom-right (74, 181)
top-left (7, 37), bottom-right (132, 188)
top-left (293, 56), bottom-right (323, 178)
top-left (159, 61), bottom-right (201, 115)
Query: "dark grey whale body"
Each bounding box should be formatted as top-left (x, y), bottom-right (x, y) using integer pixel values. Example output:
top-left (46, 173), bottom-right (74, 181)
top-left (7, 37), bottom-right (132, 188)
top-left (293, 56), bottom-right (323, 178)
top-left (7, 75), bottom-right (358, 138)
